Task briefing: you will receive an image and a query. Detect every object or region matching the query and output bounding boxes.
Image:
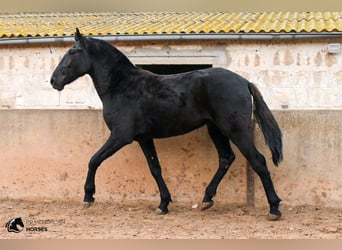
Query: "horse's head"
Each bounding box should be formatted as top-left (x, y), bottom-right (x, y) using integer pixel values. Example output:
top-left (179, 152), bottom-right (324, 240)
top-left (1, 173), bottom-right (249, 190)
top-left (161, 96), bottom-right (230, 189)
top-left (50, 28), bottom-right (91, 91)
top-left (6, 217), bottom-right (24, 233)
top-left (15, 217), bottom-right (24, 228)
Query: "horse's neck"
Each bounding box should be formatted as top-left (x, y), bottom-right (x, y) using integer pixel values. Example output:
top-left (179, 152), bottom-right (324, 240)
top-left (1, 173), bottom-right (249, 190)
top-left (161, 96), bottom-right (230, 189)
top-left (87, 42), bottom-right (136, 98)
top-left (89, 61), bottom-right (135, 98)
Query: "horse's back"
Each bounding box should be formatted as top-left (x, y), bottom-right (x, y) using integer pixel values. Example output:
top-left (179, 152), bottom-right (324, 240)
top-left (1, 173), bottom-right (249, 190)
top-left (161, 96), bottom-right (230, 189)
top-left (160, 67), bottom-right (254, 130)
top-left (202, 67), bottom-right (250, 92)
top-left (191, 67), bottom-right (252, 113)
top-left (130, 67), bottom-right (253, 139)
top-left (160, 66), bottom-right (253, 114)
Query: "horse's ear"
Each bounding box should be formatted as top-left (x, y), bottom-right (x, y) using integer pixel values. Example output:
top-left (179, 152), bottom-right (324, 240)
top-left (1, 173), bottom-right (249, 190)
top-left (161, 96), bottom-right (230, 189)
top-left (75, 28), bottom-right (83, 41)
top-left (75, 28), bottom-right (88, 49)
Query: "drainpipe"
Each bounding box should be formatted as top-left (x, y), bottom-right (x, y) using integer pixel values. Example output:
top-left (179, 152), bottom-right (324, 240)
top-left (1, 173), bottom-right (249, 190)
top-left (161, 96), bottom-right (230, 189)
top-left (0, 32), bottom-right (341, 45)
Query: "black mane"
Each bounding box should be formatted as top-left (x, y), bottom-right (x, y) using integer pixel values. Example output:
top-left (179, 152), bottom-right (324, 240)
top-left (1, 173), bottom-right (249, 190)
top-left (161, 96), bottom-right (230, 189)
top-left (85, 37), bottom-right (137, 93)
top-left (86, 37), bottom-right (135, 69)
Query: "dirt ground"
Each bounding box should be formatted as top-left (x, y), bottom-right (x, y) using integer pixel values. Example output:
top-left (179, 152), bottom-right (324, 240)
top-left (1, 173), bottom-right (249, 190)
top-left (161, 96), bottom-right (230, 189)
top-left (1, 198), bottom-right (342, 239)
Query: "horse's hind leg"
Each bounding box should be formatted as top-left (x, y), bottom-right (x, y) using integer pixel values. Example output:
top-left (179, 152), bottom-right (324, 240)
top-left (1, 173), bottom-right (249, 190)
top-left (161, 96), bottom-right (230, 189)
top-left (229, 128), bottom-right (282, 220)
top-left (202, 123), bottom-right (236, 210)
top-left (138, 139), bottom-right (172, 214)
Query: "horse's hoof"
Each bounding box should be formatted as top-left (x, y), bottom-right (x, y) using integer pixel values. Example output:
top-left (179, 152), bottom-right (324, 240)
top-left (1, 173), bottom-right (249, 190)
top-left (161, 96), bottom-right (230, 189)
top-left (83, 201), bottom-right (94, 209)
top-left (201, 201), bottom-right (214, 210)
top-left (267, 213), bottom-right (281, 221)
top-left (155, 208), bottom-right (168, 215)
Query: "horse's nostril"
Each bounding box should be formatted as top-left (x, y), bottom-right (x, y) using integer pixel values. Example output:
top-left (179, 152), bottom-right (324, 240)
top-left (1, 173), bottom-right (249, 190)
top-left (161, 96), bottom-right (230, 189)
top-left (50, 78), bottom-right (55, 84)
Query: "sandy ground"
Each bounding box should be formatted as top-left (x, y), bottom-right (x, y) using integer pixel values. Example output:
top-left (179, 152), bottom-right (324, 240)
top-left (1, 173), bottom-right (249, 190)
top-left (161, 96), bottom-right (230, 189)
top-left (1, 198), bottom-right (342, 239)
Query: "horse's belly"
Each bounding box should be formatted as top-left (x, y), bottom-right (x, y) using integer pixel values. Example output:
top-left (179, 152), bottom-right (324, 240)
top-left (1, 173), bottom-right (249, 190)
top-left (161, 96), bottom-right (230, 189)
top-left (155, 122), bottom-right (205, 138)
top-left (138, 116), bottom-right (206, 139)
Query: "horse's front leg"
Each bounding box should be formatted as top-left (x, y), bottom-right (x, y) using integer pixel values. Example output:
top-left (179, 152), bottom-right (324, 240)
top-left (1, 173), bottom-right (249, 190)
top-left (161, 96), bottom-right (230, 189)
top-left (84, 133), bottom-right (129, 207)
top-left (138, 139), bottom-right (172, 214)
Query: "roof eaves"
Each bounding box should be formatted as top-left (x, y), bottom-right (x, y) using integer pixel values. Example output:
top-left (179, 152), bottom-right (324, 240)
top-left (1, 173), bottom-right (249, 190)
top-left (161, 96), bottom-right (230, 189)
top-left (1, 31), bottom-right (342, 45)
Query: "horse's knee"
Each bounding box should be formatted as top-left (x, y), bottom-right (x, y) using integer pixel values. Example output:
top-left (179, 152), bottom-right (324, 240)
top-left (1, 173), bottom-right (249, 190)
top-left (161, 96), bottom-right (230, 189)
top-left (227, 153), bottom-right (236, 165)
top-left (85, 156), bottom-right (99, 195)
top-left (220, 153), bottom-right (235, 169)
top-left (150, 166), bottom-right (162, 178)
top-left (89, 155), bottom-right (101, 171)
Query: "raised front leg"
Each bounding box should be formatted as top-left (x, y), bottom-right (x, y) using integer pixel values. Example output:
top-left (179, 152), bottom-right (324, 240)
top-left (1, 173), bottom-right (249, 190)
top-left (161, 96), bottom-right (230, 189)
top-left (84, 133), bottom-right (130, 207)
top-left (138, 139), bottom-right (172, 214)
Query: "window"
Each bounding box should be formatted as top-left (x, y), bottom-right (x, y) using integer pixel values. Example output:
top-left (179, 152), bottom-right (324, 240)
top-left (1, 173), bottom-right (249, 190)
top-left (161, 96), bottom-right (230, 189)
top-left (137, 64), bottom-right (212, 75)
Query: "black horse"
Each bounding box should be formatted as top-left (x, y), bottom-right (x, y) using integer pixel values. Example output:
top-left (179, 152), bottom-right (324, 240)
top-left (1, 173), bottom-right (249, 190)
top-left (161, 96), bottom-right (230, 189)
top-left (51, 29), bottom-right (283, 220)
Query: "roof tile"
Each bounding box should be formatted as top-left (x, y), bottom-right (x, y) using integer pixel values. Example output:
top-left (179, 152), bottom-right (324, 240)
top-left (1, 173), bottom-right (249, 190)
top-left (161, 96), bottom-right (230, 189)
top-left (0, 11), bottom-right (341, 38)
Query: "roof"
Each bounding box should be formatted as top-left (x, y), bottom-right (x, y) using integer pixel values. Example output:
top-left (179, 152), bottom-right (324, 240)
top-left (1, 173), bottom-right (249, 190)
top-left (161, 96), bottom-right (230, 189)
top-left (0, 11), bottom-right (342, 38)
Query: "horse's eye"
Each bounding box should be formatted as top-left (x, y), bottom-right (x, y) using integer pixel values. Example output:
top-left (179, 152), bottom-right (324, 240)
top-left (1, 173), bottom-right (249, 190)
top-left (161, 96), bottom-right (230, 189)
top-left (69, 49), bottom-right (77, 55)
top-left (69, 48), bottom-right (82, 55)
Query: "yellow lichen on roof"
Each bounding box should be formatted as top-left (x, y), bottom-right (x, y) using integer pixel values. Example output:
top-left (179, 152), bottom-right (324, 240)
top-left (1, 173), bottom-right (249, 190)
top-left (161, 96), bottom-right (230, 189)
top-left (0, 11), bottom-right (341, 38)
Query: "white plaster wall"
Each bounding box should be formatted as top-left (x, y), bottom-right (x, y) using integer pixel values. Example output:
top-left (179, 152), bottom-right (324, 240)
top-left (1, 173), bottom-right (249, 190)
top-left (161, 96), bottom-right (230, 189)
top-left (225, 40), bottom-right (342, 110)
top-left (0, 44), bottom-right (101, 109)
top-left (0, 39), bottom-right (341, 110)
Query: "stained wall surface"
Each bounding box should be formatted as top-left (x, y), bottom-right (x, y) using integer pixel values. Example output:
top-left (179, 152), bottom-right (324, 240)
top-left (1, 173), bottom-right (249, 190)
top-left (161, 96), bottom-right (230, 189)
top-left (0, 110), bottom-right (247, 205)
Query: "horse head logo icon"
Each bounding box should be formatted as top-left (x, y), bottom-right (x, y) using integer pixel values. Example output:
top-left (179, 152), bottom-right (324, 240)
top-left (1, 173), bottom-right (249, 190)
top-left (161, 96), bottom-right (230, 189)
top-left (5, 217), bottom-right (25, 233)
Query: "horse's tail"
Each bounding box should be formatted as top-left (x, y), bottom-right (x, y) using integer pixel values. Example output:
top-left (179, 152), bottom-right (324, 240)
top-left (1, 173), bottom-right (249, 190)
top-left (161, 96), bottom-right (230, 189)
top-left (248, 82), bottom-right (283, 166)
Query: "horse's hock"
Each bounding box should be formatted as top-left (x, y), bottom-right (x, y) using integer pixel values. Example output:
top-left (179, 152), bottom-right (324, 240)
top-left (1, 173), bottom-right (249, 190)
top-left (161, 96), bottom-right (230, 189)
top-left (1, 109), bottom-right (342, 208)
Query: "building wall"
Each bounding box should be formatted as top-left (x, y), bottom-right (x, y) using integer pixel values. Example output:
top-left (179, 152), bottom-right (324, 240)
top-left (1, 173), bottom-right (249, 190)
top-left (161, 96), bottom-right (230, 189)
top-left (1, 39), bottom-right (341, 110)
top-left (0, 38), bottom-right (342, 207)
top-left (0, 109), bottom-right (247, 205)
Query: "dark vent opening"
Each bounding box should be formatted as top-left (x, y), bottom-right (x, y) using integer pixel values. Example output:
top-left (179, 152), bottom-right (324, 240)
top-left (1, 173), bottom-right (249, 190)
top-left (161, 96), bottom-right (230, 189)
top-left (137, 64), bottom-right (212, 75)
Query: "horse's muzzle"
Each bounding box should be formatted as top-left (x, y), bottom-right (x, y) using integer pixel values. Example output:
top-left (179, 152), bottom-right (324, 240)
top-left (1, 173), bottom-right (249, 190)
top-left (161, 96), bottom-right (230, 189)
top-left (50, 77), bottom-right (64, 91)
